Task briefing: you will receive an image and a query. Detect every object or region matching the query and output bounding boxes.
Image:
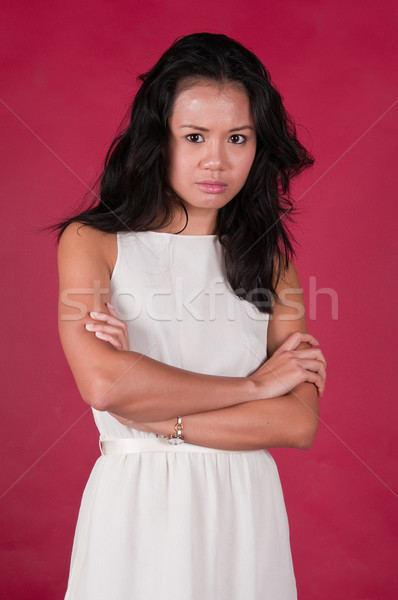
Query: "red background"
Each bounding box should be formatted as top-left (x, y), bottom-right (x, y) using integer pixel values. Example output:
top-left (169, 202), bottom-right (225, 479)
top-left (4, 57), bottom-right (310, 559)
top-left (1, 1), bottom-right (397, 598)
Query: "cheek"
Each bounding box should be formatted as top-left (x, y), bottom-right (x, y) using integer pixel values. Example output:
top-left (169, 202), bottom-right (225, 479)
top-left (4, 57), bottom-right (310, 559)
top-left (168, 149), bottom-right (190, 182)
top-left (236, 152), bottom-right (256, 183)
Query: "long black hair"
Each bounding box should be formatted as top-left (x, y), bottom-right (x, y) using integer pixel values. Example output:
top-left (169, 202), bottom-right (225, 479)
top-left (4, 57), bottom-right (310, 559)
top-left (53, 32), bottom-right (314, 314)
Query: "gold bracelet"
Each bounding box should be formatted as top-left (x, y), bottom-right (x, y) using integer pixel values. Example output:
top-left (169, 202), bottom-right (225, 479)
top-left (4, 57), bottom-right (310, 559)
top-left (168, 416), bottom-right (184, 445)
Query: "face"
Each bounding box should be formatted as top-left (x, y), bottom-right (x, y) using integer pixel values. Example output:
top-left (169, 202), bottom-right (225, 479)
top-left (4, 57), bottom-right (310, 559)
top-left (166, 80), bottom-right (256, 232)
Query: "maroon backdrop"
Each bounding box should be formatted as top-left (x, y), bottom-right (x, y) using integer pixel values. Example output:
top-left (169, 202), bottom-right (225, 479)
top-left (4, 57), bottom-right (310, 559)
top-left (1, 1), bottom-right (397, 598)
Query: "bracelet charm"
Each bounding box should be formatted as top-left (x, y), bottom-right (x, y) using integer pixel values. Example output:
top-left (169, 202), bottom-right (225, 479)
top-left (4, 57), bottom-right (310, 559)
top-left (168, 416), bottom-right (184, 445)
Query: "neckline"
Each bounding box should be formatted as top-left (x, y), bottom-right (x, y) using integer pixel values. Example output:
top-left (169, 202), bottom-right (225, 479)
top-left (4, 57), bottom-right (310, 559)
top-left (140, 230), bottom-right (218, 239)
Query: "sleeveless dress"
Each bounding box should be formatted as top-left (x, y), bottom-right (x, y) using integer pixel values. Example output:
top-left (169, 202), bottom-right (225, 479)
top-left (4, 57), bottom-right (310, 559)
top-left (64, 231), bottom-right (297, 599)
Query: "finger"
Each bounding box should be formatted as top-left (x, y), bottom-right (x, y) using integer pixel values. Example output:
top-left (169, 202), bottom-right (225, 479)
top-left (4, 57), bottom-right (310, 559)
top-left (89, 311), bottom-right (127, 329)
top-left (299, 359), bottom-right (327, 377)
top-left (301, 370), bottom-right (324, 396)
top-left (313, 364), bottom-right (326, 386)
top-left (292, 349), bottom-right (327, 367)
top-left (85, 323), bottom-right (126, 337)
top-left (90, 311), bottom-right (115, 322)
top-left (308, 369), bottom-right (326, 396)
top-left (317, 375), bottom-right (325, 397)
top-left (94, 331), bottom-right (122, 349)
top-left (279, 332), bottom-right (320, 352)
top-left (85, 323), bottom-right (129, 351)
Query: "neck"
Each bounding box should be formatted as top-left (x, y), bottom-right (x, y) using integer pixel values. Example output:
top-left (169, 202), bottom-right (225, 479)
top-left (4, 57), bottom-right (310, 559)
top-left (150, 206), bottom-right (218, 236)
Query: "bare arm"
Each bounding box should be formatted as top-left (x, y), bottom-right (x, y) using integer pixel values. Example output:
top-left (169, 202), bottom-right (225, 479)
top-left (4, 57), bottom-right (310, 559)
top-left (118, 383), bottom-right (318, 450)
top-left (111, 260), bottom-right (324, 450)
top-left (58, 223), bottom-right (269, 421)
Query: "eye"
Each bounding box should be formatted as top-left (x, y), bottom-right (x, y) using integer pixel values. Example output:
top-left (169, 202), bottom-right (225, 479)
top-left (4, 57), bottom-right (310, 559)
top-left (186, 133), bottom-right (205, 143)
top-left (229, 134), bottom-right (247, 144)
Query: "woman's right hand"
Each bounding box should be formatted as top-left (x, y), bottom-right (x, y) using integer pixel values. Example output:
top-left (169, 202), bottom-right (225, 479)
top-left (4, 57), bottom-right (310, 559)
top-left (249, 332), bottom-right (327, 399)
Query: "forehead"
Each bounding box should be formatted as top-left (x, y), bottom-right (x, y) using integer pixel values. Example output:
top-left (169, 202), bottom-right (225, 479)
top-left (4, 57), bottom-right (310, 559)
top-left (169, 80), bottom-right (253, 126)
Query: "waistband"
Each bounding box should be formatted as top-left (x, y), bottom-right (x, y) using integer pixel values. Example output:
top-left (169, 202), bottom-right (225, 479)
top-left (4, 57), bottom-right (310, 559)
top-left (99, 437), bottom-right (252, 455)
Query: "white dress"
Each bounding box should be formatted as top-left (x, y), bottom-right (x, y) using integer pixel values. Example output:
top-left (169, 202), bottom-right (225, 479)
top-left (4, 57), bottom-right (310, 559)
top-left (64, 231), bottom-right (297, 599)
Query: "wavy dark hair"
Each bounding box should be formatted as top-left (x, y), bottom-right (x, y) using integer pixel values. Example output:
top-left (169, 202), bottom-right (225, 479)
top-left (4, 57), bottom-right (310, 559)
top-left (53, 32), bottom-right (314, 314)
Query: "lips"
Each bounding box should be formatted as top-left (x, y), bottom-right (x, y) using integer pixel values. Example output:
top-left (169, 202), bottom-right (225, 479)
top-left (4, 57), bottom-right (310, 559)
top-left (196, 180), bottom-right (228, 194)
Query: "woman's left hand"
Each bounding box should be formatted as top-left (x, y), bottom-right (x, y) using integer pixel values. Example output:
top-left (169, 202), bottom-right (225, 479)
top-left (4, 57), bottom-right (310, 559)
top-left (85, 303), bottom-right (130, 351)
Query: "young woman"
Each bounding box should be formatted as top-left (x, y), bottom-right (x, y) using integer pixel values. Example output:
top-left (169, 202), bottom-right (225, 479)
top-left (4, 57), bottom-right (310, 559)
top-left (57, 32), bottom-right (326, 599)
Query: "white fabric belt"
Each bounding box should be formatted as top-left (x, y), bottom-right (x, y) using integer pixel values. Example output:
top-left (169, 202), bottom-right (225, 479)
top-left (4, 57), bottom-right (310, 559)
top-left (99, 437), bottom-right (251, 455)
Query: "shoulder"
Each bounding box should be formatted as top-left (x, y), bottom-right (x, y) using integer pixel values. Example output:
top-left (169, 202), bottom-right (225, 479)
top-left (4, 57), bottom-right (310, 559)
top-left (58, 222), bottom-right (117, 277)
top-left (272, 254), bottom-right (301, 292)
top-left (58, 221), bottom-right (113, 249)
top-left (275, 254), bottom-right (300, 294)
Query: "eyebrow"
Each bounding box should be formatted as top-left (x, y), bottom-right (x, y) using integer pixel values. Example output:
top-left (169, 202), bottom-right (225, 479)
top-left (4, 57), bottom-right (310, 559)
top-left (180, 124), bottom-right (254, 132)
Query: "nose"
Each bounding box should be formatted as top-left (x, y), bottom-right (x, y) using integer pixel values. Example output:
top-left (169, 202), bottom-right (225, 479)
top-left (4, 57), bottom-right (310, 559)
top-left (200, 140), bottom-right (227, 171)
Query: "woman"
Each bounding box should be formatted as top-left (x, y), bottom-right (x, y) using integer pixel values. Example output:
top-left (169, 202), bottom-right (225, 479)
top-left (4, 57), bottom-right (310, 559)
top-left (57, 32), bottom-right (326, 599)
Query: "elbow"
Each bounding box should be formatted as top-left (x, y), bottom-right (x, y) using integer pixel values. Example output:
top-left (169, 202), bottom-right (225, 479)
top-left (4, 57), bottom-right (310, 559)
top-left (79, 383), bottom-right (108, 412)
top-left (295, 417), bottom-right (319, 450)
top-left (296, 435), bottom-right (316, 451)
top-left (291, 384), bottom-right (320, 450)
top-left (79, 374), bottom-right (146, 420)
top-left (77, 372), bottom-right (117, 412)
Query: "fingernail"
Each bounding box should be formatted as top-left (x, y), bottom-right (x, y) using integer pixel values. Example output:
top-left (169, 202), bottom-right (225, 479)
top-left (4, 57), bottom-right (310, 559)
top-left (85, 323), bottom-right (94, 330)
top-left (106, 302), bottom-right (114, 309)
top-left (90, 312), bottom-right (99, 318)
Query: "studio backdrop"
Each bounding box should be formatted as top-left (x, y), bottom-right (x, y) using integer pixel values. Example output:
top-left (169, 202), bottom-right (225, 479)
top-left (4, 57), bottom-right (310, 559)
top-left (1, 1), bottom-right (397, 598)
